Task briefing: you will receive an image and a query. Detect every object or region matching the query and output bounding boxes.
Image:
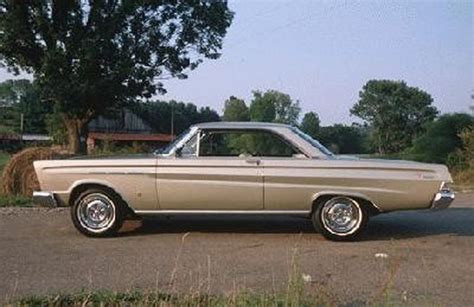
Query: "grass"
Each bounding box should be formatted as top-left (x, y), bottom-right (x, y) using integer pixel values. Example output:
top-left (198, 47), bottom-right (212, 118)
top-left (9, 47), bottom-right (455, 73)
top-left (0, 194), bottom-right (32, 207)
top-left (452, 169), bottom-right (474, 191)
top-left (10, 290), bottom-right (325, 307)
top-left (0, 151), bottom-right (10, 174)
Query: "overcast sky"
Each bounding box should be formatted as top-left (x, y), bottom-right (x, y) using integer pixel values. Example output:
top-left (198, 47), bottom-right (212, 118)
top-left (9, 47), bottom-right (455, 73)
top-left (1, 0), bottom-right (472, 125)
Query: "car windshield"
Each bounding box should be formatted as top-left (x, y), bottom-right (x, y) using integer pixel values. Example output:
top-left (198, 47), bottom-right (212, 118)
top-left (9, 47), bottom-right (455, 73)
top-left (290, 127), bottom-right (334, 157)
top-left (155, 128), bottom-right (191, 155)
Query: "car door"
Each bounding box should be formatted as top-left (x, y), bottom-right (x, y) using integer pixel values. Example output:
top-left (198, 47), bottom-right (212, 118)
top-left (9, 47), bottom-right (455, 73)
top-left (156, 129), bottom-right (263, 210)
top-left (250, 130), bottom-right (313, 211)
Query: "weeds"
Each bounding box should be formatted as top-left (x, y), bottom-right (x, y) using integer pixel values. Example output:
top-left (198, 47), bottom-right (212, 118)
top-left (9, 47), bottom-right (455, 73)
top-left (0, 194), bottom-right (31, 207)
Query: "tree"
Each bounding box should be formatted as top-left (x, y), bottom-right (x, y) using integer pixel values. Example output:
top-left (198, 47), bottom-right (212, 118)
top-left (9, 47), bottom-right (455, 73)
top-left (196, 106), bottom-right (220, 123)
top-left (223, 96), bottom-right (249, 121)
top-left (351, 80), bottom-right (438, 154)
top-left (318, 124), bottom-right (368, 154)
top-left (249, 90), bottom-right (300, 124)
top-left (0, 1), bottom-right (233, 153)
top-left (0, 79), bottom-right (50, 134)
top-left (406, 113), bottom-right (474, 164)
top-left (131, 100), bottom-right (220, 135)
top-left (300, 112), bottom-right (320, 138)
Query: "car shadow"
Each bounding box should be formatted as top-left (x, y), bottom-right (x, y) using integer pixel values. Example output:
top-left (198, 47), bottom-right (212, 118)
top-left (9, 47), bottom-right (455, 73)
top-left (119, 208), bottom-right (474, 240)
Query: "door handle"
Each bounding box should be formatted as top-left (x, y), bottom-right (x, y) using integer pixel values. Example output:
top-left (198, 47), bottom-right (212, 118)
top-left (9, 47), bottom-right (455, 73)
top-left (245, 158), bottom-right (261, 165)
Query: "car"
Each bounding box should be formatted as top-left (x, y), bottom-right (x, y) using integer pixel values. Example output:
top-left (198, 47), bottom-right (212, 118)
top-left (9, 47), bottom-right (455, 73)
top-left (33, 122), bottom-right (455, 241)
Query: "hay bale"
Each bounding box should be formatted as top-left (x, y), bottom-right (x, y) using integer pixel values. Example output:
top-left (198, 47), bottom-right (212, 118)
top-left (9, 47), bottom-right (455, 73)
top-left (0, 147), bottom-right (70, 197)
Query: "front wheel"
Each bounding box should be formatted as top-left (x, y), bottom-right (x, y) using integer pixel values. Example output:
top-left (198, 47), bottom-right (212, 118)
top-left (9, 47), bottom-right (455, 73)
top-left (71, 188), bottom-right (126, 237)
top-left (311, 196), bottom-right (369, 241)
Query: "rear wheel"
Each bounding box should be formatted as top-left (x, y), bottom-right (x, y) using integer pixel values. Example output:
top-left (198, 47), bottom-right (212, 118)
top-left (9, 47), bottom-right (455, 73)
top-left (311, 196), bottom-right (368, 241)
top-left (71, 188), bottom-right (126, 237)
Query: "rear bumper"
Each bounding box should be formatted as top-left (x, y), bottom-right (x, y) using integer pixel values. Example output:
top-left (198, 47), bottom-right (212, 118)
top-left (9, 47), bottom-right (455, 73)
top-left (32, 191), bottom-right (57, 208)
top-left (431, 190), bottom-right (455, 210)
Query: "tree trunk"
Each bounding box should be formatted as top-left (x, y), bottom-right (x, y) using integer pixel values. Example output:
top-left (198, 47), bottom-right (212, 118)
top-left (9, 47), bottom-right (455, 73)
top-left (64, 117), bottom-right (86, 154)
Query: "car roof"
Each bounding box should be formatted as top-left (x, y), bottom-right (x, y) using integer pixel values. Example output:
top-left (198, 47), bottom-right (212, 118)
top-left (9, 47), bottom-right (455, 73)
top-left (192, 121), bottom-right (292, 129)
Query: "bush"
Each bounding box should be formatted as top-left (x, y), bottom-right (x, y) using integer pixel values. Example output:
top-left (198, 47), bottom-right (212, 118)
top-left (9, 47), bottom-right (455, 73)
top-left (451, 126), bottom-right (474, 186)
top-left (405, 113), bottom-right (474, 164)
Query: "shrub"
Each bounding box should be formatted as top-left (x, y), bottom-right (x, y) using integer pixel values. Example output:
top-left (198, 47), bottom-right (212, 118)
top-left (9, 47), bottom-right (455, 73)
top-left (405, 113), bottom-right (474, 164)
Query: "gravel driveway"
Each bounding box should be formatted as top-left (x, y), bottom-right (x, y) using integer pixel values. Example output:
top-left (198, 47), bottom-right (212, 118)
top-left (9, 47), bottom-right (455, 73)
top-left (1, 193), bottom-right (473, 305)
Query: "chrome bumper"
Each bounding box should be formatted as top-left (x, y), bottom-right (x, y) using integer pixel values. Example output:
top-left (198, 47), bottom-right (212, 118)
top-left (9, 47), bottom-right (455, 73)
top-left (431, 190), bottom-right (455, 210)
top-left (32, 191), bottom-right (57, 208)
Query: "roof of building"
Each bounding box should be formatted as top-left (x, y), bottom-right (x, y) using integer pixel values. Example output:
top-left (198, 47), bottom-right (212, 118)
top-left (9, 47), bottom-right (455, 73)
top-left (88, 132), bottom-right (172, 142)
top-left (192, 121), bottom-right (291, 129)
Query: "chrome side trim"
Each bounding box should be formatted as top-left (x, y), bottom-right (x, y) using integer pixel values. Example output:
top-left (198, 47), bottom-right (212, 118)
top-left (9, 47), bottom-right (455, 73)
top-left (134, 210), bottom-right (310, 215)
top-left (32, 191), bottom-right (57, 208)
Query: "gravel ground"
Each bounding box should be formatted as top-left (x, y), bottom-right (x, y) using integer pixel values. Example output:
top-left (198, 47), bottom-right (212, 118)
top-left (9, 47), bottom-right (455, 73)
top-left (0, 193), bottom-right (473, 305)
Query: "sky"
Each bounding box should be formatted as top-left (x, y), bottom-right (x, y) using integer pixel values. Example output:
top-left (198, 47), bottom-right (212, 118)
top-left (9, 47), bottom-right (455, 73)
top-left (1, 0), bottom-right (472, 125)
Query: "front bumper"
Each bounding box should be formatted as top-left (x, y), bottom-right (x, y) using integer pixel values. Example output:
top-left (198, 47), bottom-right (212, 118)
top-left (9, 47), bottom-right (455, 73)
top-left (32, 191), bottom-right (58, 208)
top-left (431, 190), bottom-right (455, 210)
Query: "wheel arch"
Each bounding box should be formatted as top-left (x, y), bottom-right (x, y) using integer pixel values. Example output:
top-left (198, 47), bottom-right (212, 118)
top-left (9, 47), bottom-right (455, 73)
top-left (68, 180), bottom-right (134, 214)
top-left (311, 191), bottom-right (381, 216)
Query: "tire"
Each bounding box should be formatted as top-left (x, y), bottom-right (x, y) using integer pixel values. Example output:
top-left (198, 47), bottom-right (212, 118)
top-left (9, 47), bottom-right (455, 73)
top-left (70, 188), bottom-right (127, 237)
top-left (311, 196), bottom-right (369, 241)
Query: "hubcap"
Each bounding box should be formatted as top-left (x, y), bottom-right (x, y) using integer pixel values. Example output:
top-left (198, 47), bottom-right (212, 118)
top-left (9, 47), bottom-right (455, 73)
top-left (321, 197), bottom-right (362, 235)
top-left (77, 193), bottom-right (116, 233)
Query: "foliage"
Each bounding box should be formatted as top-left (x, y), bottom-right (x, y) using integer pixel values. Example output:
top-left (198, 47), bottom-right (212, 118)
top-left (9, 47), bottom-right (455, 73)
top-left (0, 1), bottom-right (233, 153)
top-left (131, 100), bottom-right (220, 136)
top-left (406, 113), bottom-right (474, 164)
top-left (0, 151), bottom-right (10, 173)
top-left (0, 194), bottom-right (31, 207)
top-left (351, 80), bottom-right (438, 154)
top-left (318, 124), bottom-right (369, 154)
top-left (0, 79), bottom-right (50, 134)
top-left (249, 91), bottom-right (276, 122)
top-left (200, 130), bottom-right (297, 157)
top-left (300, 112), bottom-right (321, 138)
top-left (450, 126), bottom-right (474, 187)
top-left (249, 90), bottom-right (300, 124)
top-left (45, 103), bottom-right (68, 145)
top-left (458, 126), bottom-right (474, 168)
top-left (223, 96), bottom-right (250, 121)
top-left (13, 289), bottom-right (326, 307)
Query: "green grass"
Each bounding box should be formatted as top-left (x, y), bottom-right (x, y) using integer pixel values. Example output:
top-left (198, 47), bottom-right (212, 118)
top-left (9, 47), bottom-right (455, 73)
top-left (0, 194), bottom-right (32, 207)
top-left (0, 151), bottom-right (10, 174)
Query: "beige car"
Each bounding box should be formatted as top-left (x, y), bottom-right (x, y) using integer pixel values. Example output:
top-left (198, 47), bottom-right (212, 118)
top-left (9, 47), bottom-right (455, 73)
top-left (33, 122), bottom-right (455, 241)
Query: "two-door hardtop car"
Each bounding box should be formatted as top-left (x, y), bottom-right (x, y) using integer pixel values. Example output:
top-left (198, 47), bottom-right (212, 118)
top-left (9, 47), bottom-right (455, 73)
top-left (33, 122), bottom-right (455, 241)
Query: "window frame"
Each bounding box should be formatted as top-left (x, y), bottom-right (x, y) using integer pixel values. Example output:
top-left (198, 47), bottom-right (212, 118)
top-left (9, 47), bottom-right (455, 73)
top-left (195, 128), bottom-right (308, 158)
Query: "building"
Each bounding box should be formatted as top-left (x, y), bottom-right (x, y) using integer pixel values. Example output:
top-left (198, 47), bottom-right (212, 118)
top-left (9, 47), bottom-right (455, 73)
top-left (87, 109), bottom-right (172, 153)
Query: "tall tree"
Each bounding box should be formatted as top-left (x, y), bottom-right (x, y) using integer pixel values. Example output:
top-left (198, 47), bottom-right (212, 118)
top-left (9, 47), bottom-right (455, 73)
top-left (131, 100), bottom-right (220, 135)
top-left (0, 1), bottom-right (233, 153)
top-left (300, 112), bottom-right (320, 138)
top-left (249, 90), bottom-right (300, 124)
top-left (0, 79), bottom-right (50, 134)
top-left (223, 96), bottom-right (249, 121)
top-left (351, 80), bottom-right (438, 154)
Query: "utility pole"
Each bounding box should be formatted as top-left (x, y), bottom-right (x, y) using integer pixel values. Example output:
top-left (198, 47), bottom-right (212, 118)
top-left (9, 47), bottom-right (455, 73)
top-left (20, 113), bottom-right (24, 134)
top-left (170, 103), bottom-right (174, 140)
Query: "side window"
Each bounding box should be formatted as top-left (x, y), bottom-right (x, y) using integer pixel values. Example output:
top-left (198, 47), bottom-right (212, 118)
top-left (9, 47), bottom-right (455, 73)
top-left (199, 130), bottom-right (299, 157)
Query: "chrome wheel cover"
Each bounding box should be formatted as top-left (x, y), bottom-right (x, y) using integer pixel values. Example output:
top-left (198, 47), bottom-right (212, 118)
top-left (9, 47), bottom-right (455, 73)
top-left (77, 193), bottom-right (116, 233)
top-left (321, 197), bottom-right (362, 236)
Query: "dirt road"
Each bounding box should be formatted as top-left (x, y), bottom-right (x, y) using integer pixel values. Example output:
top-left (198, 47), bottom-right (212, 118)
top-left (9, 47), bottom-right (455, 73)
top-left (1, 193), bottom-right (473, 305)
